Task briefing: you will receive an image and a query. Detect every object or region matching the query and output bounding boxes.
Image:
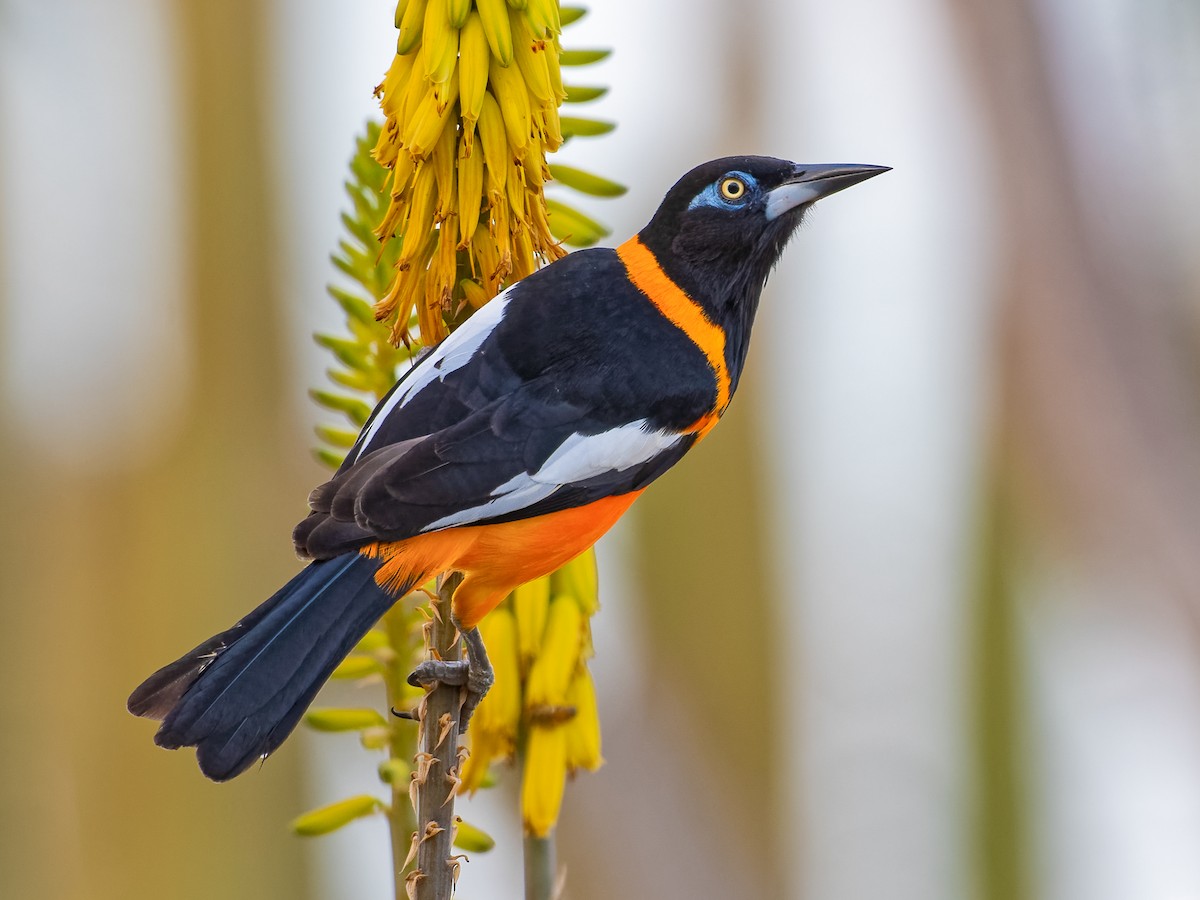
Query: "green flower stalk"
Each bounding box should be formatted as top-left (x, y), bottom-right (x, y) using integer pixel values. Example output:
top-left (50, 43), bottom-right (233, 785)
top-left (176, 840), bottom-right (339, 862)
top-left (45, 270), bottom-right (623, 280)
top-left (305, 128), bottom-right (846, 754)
top-left (296, 2), bottom-right (621, 898)
top-left (298, 125), bottom-right (441, 892)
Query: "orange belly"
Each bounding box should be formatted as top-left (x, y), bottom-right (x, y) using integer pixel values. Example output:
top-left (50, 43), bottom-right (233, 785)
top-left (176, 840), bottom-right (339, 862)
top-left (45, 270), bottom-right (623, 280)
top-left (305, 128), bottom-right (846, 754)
top-left (361, 490), bottom-right (643, 628)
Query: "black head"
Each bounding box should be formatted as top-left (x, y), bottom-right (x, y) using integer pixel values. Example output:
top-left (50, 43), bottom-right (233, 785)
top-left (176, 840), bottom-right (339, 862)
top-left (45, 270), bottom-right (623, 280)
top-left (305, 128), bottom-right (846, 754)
top-left (640, 156), bottom-right (888, 308)
top-left (637, 155), bottom-right (888, 385)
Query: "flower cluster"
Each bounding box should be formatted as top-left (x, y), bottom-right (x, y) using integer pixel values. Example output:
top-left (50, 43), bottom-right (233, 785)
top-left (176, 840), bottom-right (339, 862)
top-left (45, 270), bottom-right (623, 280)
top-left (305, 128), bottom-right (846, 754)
top-left (370, 0), bottom-right (619, 345)
top-left (462, 548), bottom-right (603, 836)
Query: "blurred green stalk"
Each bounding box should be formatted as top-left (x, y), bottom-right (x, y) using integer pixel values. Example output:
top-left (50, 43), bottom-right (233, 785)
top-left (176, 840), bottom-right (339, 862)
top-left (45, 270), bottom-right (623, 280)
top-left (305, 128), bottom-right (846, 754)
top-left (973, 453), bottom-right (1029, 900)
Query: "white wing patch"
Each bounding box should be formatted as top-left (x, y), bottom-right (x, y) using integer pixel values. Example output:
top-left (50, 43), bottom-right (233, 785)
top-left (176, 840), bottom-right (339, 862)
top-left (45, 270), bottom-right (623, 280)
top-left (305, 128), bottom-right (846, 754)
top-left (531, 420), bottom-right (681, 485)
top-left (420, 420), bottom-right (683, 530)
top-left (352, 285), bottom-right (516, 461)
top-left (421, 480), bottom-right (560, 531)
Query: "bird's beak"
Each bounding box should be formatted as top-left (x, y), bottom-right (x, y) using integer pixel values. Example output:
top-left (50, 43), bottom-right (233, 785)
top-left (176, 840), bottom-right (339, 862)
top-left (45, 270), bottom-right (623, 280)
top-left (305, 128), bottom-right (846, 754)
top-left (764, 164), bottom-right (890, 220)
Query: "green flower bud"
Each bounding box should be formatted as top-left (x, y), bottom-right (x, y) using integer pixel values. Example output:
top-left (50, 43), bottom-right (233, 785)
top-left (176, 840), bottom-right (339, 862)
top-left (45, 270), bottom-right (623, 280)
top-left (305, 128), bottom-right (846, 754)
top-left (291, 795), bottom-right (381, 837)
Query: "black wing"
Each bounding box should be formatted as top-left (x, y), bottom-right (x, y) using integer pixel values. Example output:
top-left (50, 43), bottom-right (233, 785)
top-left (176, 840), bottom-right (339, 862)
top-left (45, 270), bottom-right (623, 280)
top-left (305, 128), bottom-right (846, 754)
top-left (295, 249), bottom-right (717, 559)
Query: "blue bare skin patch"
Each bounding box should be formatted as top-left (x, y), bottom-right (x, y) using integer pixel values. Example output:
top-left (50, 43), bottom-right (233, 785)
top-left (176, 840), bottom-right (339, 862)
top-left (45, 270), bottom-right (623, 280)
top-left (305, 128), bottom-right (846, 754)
top-left (687, 171), bottom-right (759, 210)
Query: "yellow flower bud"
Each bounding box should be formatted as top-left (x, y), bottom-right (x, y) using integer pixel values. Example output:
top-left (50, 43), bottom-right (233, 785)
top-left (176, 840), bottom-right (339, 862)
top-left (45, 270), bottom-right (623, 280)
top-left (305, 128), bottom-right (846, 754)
top-left (359, 726), bottom-right (391, 750)
top-left (304, 707), bottom-right (388, 732)
top-left (524, 597), bottom-right (582, 709)
top-left (474, 605), bottom-right (522, 739)
top-left (453, 817), bottom-right (496, 853)
top-left (378, 758), bottom-right (412, 785)
top-left (550, 546), bottom-right (599, 615)
top-left (521, 725), bottom-right (568, 837)
top-left (461, 728), bottom-right (502, 793)
top-left (511, 575), bottom-right (551, 666)
top-left (563, 669), bottom-right (603, 772)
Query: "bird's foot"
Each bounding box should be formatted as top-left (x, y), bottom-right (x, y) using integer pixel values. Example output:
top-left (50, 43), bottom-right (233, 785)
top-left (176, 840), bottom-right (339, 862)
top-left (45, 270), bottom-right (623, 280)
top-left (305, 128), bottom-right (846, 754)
top-left (407, 658), bottom-right (470, 688)
top-left (405, 624), bottom-right (493, 733)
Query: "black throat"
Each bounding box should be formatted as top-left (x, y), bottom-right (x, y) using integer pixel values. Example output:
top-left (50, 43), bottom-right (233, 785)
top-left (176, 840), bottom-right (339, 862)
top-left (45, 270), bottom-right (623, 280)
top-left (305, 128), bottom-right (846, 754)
top-left (637, 209), bottom-right (802, 396)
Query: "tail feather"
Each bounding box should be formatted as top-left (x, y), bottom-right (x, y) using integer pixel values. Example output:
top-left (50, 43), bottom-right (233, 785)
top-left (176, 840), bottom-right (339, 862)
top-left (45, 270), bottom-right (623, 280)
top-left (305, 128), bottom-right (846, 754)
top-left (128, 553), bottom-right (406, 781)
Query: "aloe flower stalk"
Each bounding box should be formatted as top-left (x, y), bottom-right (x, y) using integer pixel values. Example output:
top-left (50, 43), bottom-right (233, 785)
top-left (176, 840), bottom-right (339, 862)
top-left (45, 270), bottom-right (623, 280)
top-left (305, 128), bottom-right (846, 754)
top-left (299, 3), bottom-right (621, 897)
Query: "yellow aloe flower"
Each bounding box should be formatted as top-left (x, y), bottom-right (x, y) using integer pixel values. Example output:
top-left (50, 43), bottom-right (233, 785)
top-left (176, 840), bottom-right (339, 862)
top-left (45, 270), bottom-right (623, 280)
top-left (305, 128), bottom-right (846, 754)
top-left (461, 546), bottom-right (603, 836)
top-left (550, 547), bottom-right (599, 616)
top-left (305, 3), bottom-right (623, 889)
top-left (525, 594), bottom-right (583, 709)
top-left (372, 0), bottom-right (572, 345)
top-left (562, 667), bottom-right (603, 772)
top-left (460, 604), bottom-right (522, 791)
top-left (521, 724), bottom-right (569, 838)
top-left (512, 575), bottom-right (551, 668)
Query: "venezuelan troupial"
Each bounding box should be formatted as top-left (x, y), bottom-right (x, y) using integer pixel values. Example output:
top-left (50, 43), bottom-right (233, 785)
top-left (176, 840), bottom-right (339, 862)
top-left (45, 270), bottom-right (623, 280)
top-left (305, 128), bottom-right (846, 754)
top-left (129, 156), bottom-right (888, 780)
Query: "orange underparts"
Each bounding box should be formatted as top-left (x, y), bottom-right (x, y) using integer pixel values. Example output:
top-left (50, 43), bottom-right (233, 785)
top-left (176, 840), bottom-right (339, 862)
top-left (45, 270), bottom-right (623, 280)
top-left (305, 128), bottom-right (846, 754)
top-left (359, 491), bottom-right (644, 629)
top-left (616, 236), bottom-right (730, 438)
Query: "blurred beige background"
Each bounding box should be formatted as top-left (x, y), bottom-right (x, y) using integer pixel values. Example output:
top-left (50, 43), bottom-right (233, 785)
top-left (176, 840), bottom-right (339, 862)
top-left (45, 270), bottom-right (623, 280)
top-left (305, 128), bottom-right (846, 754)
top-left (3, 1), bottom-right (1200, 898)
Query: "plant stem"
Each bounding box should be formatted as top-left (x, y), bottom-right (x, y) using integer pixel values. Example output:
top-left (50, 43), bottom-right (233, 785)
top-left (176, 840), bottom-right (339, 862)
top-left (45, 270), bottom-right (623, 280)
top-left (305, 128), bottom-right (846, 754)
top-left (412, 572), bottom-right (465, 900)
top-left (523, 831), bottom-right (557, 900)
top-left (974, 453), bottom-right (1028, 900)
top-left (383, 604), bottom-right (421, 900)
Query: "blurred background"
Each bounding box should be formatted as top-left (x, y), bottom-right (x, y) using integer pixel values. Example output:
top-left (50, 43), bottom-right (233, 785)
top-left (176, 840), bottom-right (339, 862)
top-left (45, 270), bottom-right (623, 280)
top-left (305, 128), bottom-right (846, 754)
top-left (3, 0), bottom-right (1200, 898)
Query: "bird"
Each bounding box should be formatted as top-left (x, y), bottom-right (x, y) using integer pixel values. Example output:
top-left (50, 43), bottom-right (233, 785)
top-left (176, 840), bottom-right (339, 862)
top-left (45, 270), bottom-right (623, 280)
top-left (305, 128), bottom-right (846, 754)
top-left (128, 156), bottom-right (888, 781)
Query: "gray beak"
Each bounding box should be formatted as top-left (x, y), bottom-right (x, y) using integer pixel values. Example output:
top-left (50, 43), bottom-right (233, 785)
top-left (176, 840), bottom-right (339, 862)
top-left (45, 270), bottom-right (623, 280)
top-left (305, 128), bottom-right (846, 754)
top-left (764, 163), bottom-right (890, 220)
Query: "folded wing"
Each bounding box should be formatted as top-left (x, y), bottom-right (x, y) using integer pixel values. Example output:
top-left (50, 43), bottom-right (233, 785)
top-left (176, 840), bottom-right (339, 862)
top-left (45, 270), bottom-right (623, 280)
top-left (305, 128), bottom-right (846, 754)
top-left (295, 249), bottom-right (715, 559)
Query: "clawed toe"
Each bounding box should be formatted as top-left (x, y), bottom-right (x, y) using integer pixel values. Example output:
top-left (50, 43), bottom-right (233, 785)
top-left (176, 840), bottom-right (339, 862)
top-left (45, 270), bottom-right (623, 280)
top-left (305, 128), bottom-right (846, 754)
top-left (407, 659), bottom-right (469, 688)
top-left (458, 667), bottom-right (495, 732)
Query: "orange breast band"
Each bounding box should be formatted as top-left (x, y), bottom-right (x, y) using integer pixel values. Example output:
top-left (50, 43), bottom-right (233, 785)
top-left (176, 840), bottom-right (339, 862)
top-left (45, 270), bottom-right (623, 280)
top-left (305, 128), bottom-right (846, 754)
top-left (616, 237), bottom-right (730, 437)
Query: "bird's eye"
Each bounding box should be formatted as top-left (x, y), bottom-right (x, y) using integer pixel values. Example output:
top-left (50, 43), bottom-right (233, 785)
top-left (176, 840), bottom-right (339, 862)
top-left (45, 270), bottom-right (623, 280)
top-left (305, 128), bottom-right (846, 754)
top-left (719, 177), bottom-right (747, 201)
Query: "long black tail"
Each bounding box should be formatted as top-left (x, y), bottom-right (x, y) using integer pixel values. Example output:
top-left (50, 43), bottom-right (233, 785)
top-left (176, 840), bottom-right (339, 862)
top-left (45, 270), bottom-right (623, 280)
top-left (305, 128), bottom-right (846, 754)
top-left (128, 554), bottom-right (402, 781)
